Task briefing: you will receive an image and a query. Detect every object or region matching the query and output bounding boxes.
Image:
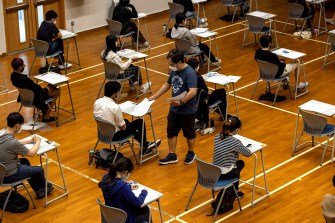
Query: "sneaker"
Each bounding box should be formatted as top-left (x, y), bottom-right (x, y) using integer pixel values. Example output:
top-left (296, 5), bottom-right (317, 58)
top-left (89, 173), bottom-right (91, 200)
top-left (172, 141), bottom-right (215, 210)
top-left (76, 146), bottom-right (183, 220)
top-left (184, 151), bottom-right (196, 165)
top-left (237, 191), bottom-right (244, 199)
top-left (143, 41), bottom-right (150, 47)
top-left (211, 59), bottom-right (221, 66)
top-left (58, 63), bottom-right (72, 70)
top-left (139, 148), bottom-right (153, 157)
top-left (198, 22), bottom-right (208, 28)
top-left (140, 81), bottom-right (151, 93)
top-left (200, 18), bottom-right (207, 23)
top-left (147, 139), bottom-right (161, 150)
top-left (36, 186), bottom-right (54, 199)
top-left (297, 82), bottom-right (309, 89)
top-left (159, 153), bottom-right (178, 165)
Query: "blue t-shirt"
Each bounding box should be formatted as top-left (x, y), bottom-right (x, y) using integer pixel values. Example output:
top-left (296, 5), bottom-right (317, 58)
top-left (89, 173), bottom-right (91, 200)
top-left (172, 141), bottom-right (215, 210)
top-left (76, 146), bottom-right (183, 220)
top-left (167, 65), bottom-right (197, 114)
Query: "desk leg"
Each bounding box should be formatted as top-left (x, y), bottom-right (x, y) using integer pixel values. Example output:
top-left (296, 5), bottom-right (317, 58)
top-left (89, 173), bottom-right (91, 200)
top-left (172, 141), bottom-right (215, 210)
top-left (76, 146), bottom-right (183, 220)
top-left (44, 153), bottom-right (49, 207)
top-left (57, 82), bottom-right (76, 126)
top-left (55, 148), bottom-right (68, 195)
top-left (157, 199), bottom-right (164, 223)
top-left (197, 3), bottom-right (200, 27)
top-left (294, 58), bottom-right (308, 99)
top-left (273, 19), bottom-right (279, 49)
top-left (225, 84), bottom-right (230, 120)
top-left (136, 58), bottom-right (151, 99)
top-left (322, 35), bottom-right (331, 69)
top-left (136, 19), bottom-right (140, 52)
top-left (207, 37), bottom-right (212, 73)
top-left (73, 37), bottom-right (81, 69)
top-left (292, 108), bottom-right (301, 156)
top-left (260, 150), bottom-right (269, 194)
top-left (143, 18), bottom-right (150, 49)
top-left (232, 83), bottom-right (239, 117)
top-left (140, 116), bottom-right (145, 165)
top-left (251, 153), bottom-right (258, 207)
top-left (149, 113), bottom-right (158, 155)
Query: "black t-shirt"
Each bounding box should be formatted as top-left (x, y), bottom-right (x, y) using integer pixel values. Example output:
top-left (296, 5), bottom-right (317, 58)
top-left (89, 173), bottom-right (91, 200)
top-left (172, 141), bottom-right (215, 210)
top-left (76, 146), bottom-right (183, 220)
top-left (37, 21), bottom-right (59, 43)
top-left (254, 49), bottom-right (285, 78)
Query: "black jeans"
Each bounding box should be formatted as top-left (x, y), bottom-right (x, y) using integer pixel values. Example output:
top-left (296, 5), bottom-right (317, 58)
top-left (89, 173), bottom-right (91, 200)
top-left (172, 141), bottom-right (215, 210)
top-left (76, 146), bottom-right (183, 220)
top-left (198, 42), bottom-right (217, 62)
top-left (219, 160), bottom-right (245, 190)
top-left (121, 22), bottom-right (146, 44)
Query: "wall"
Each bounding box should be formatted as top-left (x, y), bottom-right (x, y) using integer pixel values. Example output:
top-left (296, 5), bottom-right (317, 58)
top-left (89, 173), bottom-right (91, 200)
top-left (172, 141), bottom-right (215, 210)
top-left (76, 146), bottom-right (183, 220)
top-left (0, 1), bottom-right (6, 54)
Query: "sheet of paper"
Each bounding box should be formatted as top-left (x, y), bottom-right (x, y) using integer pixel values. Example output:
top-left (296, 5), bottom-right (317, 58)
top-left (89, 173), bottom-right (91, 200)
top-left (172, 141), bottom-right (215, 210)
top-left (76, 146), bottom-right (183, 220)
top-left (247, 11), bottom-right (276, 19)
top-left (137, 13), bottom-right (147, 18)
top-left (117, 49), bottom-right (148, 59)
top-left (119, 99), bottom-right (154, 117)
top-left (300, 100), bottom-right (335, 116)
top-left (195, 31), bottom-right (217, 38)
top-left (23, 135), bottom-right (58, 155)
top-left (192, 0), bottom-right (207, 3)
top-left (233, 135), bottom-right (264, 153)
top-left (131, 183), bottom-right (163, 207)
top-left (35, 72), bottom-right (69, 85)
top-left (202, 72), bottom-right (241, 85)
top-left (272, 48), bottom-right (306, 60)
top-left (59, 29), bottom-right (76, 39)
top-left (167, 91), bottom-right (187, 101)
top-left (190, 28), bottom-right (209, 35)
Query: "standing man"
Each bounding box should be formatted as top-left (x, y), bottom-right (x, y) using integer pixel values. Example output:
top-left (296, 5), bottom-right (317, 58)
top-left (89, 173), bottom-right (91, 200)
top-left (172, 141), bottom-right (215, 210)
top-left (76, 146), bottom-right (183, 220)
top-left (149, 49), bottom-right (197, 165)
top-left (0, 112), bottom-right (54, 199)
top-left (37, 10), bottom-right (71, 69)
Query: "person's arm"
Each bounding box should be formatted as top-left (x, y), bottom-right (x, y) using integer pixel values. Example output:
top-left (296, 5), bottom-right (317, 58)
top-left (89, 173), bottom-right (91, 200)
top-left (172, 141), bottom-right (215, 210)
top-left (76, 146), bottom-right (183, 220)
top-left (26, 136), bottom-right (42, 157)
top-left (236, 140), bottom-right (252, 157)
top-left (185, 30), bottom-right (198, 46)
top-left (114, 106), bottom-right (126, 130)
top-left (170, 87), bottom-right (197, 107)
top-left (127, 4), bottom-right (138, 18)
top-left (123, 184), bottom-right (148, 208)
top-left (149, 82), bottom-right (171, 101)
top-left (52, 24), bottom-right (62, 40)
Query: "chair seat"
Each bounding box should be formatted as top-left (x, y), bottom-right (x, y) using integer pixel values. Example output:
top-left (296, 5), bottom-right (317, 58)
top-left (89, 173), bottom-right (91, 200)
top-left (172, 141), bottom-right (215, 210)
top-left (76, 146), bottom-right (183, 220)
top-left (111, 134), bottom-right (135, 144)
top-left (1, 180), bottom-right (26, 187)
top-left (213, 178), bottom-right (239, 190)
top-left (209, 100), bottom-right (222, 109)
top-left (46, 50), bottom-right (62, 58)
top-left (321, 124), bottom-right (335, 136)
top-left (293, 14), bottom-right (313, 20)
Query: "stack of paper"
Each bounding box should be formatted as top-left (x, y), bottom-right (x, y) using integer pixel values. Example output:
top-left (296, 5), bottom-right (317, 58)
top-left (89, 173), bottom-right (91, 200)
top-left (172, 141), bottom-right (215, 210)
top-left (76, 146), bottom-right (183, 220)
top-left (59, 29), bottom-right (76, 39)
top-left (132, 183), bottom-right (163, 207)
top-left (233, 135), bottom-right (263, 153)
top-left (23, 135), bottom-right (58, 155)
top-left (35, 72), bottom-right (69, 85)
top-left (117, 49), bottom-right (147, 59)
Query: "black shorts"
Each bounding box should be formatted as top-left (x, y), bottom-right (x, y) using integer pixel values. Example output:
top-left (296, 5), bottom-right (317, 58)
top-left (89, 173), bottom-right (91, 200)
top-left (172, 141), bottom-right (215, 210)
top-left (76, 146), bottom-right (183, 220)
top-left (41, 87), bottom-right (49, 101)
top-left (167, 110), bottom-right (196, 139)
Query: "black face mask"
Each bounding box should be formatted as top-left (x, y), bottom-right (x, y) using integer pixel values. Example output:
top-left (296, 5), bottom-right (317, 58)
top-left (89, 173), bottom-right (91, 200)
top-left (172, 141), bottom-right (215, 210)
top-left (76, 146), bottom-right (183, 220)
top-left (19, 66), bottom-right (25, 73)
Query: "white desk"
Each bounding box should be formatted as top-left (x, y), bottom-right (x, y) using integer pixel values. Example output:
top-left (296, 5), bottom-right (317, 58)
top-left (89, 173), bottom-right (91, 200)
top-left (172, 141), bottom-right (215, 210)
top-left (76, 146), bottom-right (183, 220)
top-left (59, 29), bottom-right (81, 74)
top-left (305, 0), bottom-right (327, 35)
top-left (119, 99), bottom-right (159, 165)
top-left (243, 11), bottom-right (278, 49)
top-left (24, 135), bottom-right (68, 207)
top-left (117, 49), bottom-right (151, 99)
top-left (202, 72), bottom-right (240, 119)
top-left (192, 0), bottom-right (207, 27)
top-left (35, 72), bottom-right (76, 126)
top-left (234, 134), bottom-right (269, 207)
top-left (131, 182), bottom-right (164, 223)
top-left (322, 29), bottom-right (335, 69)
top-left (131, 13), bottom-right (150, 52)
top-left (272, 48), bottom-right (308, 99)
top-left (292, 100), bottom-right (335, 156)
top-left (190, 29), bottom-right (220, 73)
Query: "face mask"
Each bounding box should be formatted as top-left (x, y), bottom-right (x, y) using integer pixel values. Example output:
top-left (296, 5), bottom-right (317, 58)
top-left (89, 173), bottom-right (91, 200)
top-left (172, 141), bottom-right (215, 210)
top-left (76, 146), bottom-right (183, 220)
top-left (15, 125), bottom-right (22, 134)
top-left (169, 65), bottom-right (177, 72)
top-left (20, 67), bottom-right (25, 73)
top-left (53, 20), bottom-right (57, 25)
top-left (122, 175), bottom-right (129, 181)
top-left (195, 66), bottom-right (199, 72)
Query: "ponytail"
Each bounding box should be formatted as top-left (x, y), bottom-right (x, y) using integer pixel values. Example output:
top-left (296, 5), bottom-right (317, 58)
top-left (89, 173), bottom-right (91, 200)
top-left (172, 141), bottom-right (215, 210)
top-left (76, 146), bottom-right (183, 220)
top-left (220, 116), bottom-right (242, 139)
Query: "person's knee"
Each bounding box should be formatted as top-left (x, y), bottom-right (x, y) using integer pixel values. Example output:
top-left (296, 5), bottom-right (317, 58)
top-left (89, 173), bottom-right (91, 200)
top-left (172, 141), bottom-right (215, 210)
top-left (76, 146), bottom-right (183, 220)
top-left (236, 160), bottom-right (245, 169)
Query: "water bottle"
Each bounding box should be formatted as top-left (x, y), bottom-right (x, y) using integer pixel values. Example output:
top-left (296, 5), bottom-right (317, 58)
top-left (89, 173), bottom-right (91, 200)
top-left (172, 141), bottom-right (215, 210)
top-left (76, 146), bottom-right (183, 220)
top-left (89, 150), bottom-right (95, 165)
top-left (163, 24), bottom-right (167, 35)
top-left (210, 118), bottom-right (215, 127)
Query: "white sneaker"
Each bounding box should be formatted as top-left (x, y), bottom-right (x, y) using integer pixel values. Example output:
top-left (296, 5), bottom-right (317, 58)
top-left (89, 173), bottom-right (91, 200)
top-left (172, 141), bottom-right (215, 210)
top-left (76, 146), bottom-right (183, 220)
top-left (211, 59), bottom-right (221, 65)
top-left (143, 41), bottom-right (149, 47)
top-left (58, 63), bottom-right (72, 70)
top-left (198, 23), bottom-right (208, 28)
top-left (140, 81), bottom-right (151, 93)
top-left (297, 82), bottom-right (309, 89)
top-left (200, 18), bottom-right (207, 24)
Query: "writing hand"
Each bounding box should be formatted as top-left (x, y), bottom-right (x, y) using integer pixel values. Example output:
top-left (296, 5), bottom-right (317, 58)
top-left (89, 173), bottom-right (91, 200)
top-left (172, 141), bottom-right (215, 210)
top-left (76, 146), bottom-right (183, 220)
top-left (148, 95), bottom-right (155, 101)
top-left (131, 184), bottom-right (139, 190)
top-left (131, 56), bottom-right (138, 62)
top-left (35, 136), bottom-right (41, 144)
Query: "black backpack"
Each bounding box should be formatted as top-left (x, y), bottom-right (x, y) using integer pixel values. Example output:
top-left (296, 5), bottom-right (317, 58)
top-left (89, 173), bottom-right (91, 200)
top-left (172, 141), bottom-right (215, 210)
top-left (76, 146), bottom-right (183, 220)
top-left (0, 189), bottom-right (29, 213)
top-left (208, 188), bottom-right (236, 216)
top-left (93, 149), bottom-right (124, 169)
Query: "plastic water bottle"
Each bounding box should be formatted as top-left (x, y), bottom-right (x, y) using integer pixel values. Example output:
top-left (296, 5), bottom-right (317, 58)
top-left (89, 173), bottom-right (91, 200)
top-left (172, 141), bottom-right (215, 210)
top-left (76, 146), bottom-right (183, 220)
top-left (210, 118), bottom-right (215, 127)
top-left (163, 24), bottom-right (167, 35)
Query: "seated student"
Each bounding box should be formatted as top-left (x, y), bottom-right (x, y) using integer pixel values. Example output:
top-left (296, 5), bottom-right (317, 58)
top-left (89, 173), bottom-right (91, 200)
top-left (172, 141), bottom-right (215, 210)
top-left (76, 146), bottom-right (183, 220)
top-left (287, 0), bottom-right (314, 29)
top-left (10, 58), bottom-right (59, 122)
top-left (112, 0), bottom-right (149, 47)
top-left (0, 112), bottom-right (54, 199)
top-left (321, 175), bottom-right (335, 220)
top-left (171, 13), bottom-right (221, 64)
top-left (37, 10), bottom-right (72, 70)
top-left (98, 157), bottom-right (150, 223)
top-left (173, 0), bottom-right (208, 27)
top-left (93, 81), bottom-right (161, 156)
top-left (187, 58), bottom-right (227, 124)
top-left (102, 35), bottom-right (151, 93)
top-left (254, 35), bottom-right (308, 90)
top-left (213, 116), bottom-right (252, 198)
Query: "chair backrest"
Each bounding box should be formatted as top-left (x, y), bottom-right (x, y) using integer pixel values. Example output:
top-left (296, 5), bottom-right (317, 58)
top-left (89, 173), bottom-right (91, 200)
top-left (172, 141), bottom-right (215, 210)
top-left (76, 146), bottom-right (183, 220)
top-left (102, 59), bottom-right (123, 81)
top-left (94, 116), bottom-right (117, 145)
top-left (288, 3), bottom-right (304, 19)
top-left (247, 15), bottom-right (266, 33)
top-left (168, 2), bottom-right (184, 19)
top-left (106, 19), bottom-right (122, 36)
top-left (174, 39), bottom-right (196, 55)
top-left (329, 33), bottom-right (335, 52)
top-left (324, 215), bottom-right (335, 223)
top-left (195, 158), bottom-right (222, 189)
top-left (256, 59), bottom-right (279, 81)
top-left (0, 163), bottom-right (7, 185)
top-left (96, 199), bottom-right (127, 223)
top-left (31, 39), bottom-right (49, 58)
top-left (16, 87), bottom-right (35, 108)
top-left (222, 0), bottom-right (242, 6)
top-left (301, 110), bottom-right (328, 136)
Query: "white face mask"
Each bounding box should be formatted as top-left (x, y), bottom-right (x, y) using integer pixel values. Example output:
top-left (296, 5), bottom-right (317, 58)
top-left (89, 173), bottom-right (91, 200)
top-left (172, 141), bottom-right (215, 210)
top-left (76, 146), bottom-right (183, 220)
top-left (195, 66), bottom-right (200, 72)
top-left (169, 65), bottom-right (177, 72)
top-left (53, 20), bottom-right (57, 25)
top-left (15, 125), bottom-right (22, 134)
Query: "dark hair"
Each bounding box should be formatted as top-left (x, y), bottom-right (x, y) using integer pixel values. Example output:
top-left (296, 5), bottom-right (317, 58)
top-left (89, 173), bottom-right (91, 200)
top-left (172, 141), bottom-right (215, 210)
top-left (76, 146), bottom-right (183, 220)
top-left (11, 58), bottom-right (24, 70)
top-left (220, 116), bottom-right (242, 139)
top-left (104, 81), bottom-right (121, 97)
top-left (187, 58), bottom-right (199, 71)
top-left (259, 35), bottom-right (272, 48)
top-left (118, 0), bottom-right (130, 6)
top-left (333, 175), bottom-right (335, 187)
top-left (7, 112), bottom-right (24, 128)
top-left (102, 35), bottom-right (117, 60)
top-left (167, 49), bottom-right (184, 64)
top-left (174, 12), bottom-right (186, 29)
top-left (45, 10), bottom-right (58, 21)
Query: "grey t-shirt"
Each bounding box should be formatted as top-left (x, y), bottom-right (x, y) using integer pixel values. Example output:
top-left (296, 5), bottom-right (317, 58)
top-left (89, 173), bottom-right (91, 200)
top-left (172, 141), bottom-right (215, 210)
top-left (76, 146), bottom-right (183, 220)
top-left (0, 130), bottom-right (29, 176)
top-left (167, 65), bottom-right (197, 114)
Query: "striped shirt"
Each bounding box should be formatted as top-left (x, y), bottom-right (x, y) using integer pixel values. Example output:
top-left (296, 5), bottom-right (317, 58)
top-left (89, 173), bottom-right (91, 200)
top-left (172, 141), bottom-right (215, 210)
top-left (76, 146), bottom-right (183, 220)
top-left (213, 134), bottom-right (252, 173)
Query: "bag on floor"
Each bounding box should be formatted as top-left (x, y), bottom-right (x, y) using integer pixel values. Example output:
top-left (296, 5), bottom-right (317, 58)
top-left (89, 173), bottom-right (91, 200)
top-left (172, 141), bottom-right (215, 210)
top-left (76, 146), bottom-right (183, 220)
top-left (258, 92), bottom-right (286, 102)
top-left (208, 188), bottom-right (236, 215)
top-left (93, 148), bottom-right (124, 169)
top-left (219, 14), bottom-right (239, 22)
top-left (0, 189), bottom-right (29, 213)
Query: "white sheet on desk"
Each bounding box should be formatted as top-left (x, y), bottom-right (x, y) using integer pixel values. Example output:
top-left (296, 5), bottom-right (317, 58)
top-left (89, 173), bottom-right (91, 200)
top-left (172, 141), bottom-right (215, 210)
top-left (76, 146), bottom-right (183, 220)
top-left (190, 28), bottom-right (208, 35)
top-left (35, 72), bottom-right (69, 85)
top-left (119, 99), bottom-right (154, 117)
top-left (233, 135), bottom-right (263, 153)
top-left (60, 29), bottom-right (76, 38)
top-left (132, 184), bottom-right (163, 207)
top-left (116, 49), bottom-right (147, 59)
top-left (24, 138), bottom-right (56, 155)
top-left (21, 122), bottom-right (47, 131)
top-left (300, 100), bottom-right (335, 116)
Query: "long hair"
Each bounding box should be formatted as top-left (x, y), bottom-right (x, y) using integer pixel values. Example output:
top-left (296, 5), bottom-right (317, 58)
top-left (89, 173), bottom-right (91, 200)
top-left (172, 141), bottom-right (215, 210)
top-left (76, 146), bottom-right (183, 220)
top-left (220, 116), bottom-right (242, 139)
top-left (102, 35), bottom-right (117, 60)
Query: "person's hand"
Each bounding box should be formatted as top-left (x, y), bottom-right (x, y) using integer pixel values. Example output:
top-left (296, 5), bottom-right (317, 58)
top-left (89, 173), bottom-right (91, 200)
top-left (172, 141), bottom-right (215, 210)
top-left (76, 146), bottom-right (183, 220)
top-left (131, 184), bottom-right (139, 190)
top-left (34, 136), bottom-right (41, 144)
top-left (148, 95), bottom-right (156, 101)
top-left (131, 56), bottom-right (138, 62)
top-left (141, 189), bottom-right (148, 194)
top-left (170, 100), bottom-right (181, 107)
top-left (280, 59), bottom-right (285, 63)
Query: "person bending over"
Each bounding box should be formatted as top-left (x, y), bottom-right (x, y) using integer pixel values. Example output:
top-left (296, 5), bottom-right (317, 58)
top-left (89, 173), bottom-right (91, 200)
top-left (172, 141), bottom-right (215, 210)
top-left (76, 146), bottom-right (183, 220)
top-left (10, 58), bottom-right (59, 122)
top-left (171, 13), bottom-right (220, 64)
top-left (255, 35), bottom-right (308, 90)
top-left (102, 35), bottom-right (151, 93)
top-left (0, 112), bottom-right (54, 199)
top-left (37, 10), bottom-right (71, 69)
top-left (112, 0), bottom-right (149, 47)
top-left (213, 116), bottom-right (252, 198)
top-left (93, 81), bottom-right (161, 156)
top-left (98, 157), bottom-right (151, 223)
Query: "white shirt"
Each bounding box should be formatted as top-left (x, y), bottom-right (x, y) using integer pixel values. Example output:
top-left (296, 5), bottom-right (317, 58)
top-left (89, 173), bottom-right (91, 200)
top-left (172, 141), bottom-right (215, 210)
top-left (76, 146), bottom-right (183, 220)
top-left (101, 50), bottom-right (132, 71)
top-left (93, 96), bottom-right (125, 131)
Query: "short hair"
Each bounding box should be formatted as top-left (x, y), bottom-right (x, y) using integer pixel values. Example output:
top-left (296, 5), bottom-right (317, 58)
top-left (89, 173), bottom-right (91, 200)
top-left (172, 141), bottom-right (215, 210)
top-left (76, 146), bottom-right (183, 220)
top-left (259, 35), bottom-right (272, 48)
top-left (186, 58), bottom-right (199, 71)
top-left (119, 0), bottom-right (130, 6)
top-left (7, 112), bottom-right (24, 128)
top-left (45, 10), bottom-right (58, 21)
top-left (167, 49), bottom-right (185, 64)
top-left (332, 175), bottom-right (335, 187)
top-left (104, 81), bottom-right (121, 97)
top-left (175, 12), bottom-right (186, 25)
top-left (11, 58), bottom-right (24, 70)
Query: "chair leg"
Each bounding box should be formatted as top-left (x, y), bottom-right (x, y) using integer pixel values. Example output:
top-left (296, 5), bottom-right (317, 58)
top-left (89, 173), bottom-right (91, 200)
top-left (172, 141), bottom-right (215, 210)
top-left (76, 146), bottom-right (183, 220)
top-left (272, 82), bottom-right (281, 106)
top-left (331, 133), bottom-right (335, 164)
top-left (215, 3), bottom-right (223, 21)
top-left (292, 129), bottom-right (304, 156)
top-left (128, 140), bottom-right (139, 165)
top-left (1, 189), bottom-right (13, 220)
top-left (282, 17), bottom-right (290, 34)
top-left (241, 29), bottom-right (249, 49)
top-left (22, 183), bottom-right (36, 209)
top-left (251, 78), bottom-right (261, 99)
top-left (31, 109), bottom-right (40, 134)
top-left (185, 182), bottom-right (198, 211)
top-left (29, 56), bottom-right (37, 75)
top-left (299, 20), bottom-right (307, 37)
top-left (213, 188), bottom-right (226, 223)
top-left (18, 105), bottom-right (23, 112)
top-left (320, 136), bottom-right (331, 166)
top-left (89, 140), bottom-right (99, 164)
top-left (232, 6), bottom-right (238, 23)
top-left (164, 19), bottom-right (171, 36)
top-left (232, 185), bottom-right (242, 211)
top-left (97, 78), bottom-right (107, 99)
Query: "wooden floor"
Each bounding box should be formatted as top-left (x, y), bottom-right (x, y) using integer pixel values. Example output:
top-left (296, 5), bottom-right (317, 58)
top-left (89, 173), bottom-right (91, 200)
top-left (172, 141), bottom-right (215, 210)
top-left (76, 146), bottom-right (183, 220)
top-left (1, 0), bottom-right (335, 222)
